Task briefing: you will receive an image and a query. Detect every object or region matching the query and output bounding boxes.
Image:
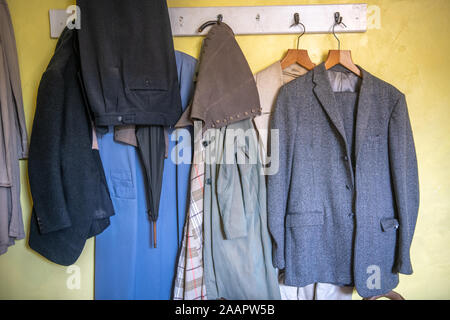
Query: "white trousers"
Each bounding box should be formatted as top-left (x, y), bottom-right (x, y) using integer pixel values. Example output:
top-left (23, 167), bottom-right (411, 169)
top-left (278, 272), bottom-right (354, 300)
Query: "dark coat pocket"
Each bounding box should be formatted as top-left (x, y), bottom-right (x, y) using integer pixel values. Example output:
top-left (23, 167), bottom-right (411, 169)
top-left (380, 218), bottom-right (399, 232)
top-left (286, 211), bottom-right (324, 227)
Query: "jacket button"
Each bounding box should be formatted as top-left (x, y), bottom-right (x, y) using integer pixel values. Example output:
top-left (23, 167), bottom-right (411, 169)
top-left (206, 178), bottom-right (212, 185)
top-left (348, 212), bottom-right (355, 217)
top-left (202, 141), bottom-right (209, 147)
top-left (344, 155), bottom-right (349, 161)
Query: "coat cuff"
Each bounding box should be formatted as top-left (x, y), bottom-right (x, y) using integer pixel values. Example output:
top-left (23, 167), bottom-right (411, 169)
top-left (19, 140), bottom-right (29, 159)
top-left (273, 250), bottom-right (285, 270)
top-left (35, 212), bottom-right (72, 234)
top-left (395, 260), bottom-right (413, 275)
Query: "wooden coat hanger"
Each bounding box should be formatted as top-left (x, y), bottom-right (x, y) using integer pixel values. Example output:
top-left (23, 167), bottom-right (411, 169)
top-left (325, 12), bottom-right (361, 77)
top-left (281, 13), bottom-right (315, 71)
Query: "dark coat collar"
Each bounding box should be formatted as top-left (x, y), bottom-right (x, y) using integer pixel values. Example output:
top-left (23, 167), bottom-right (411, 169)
top-left (312, 62), bottom-right (375, 162)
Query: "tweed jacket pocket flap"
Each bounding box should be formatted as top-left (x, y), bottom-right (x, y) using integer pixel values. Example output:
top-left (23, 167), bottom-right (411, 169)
top-left (286, 211), bottom-right (324, 227)
top-left (380, 218), bottom-right (400, 232)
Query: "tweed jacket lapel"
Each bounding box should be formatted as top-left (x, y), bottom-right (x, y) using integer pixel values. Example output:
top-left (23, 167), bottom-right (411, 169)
top-left (313, 63), bottom-right (375, 164)
top-left (354, 68), bottom-right (375, 163)
top-left (312, 63), bottom-right (348, 148)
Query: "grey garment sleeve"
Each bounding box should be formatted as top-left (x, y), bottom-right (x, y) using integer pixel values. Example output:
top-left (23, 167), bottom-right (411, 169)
top-left (388, 94), bottom-right (420, 275)
top-left (0, 42), bottom-right (11, 187)
top-left (0, 1), bottom-right (28, 159)
top-left (267, 86), bottom-right (296, 270)
top-left (0, 37), bottom-right (25, 242)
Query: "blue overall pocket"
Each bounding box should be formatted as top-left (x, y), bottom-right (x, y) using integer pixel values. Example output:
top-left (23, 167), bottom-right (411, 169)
top-left (110, 170), bottom-right (136, 200)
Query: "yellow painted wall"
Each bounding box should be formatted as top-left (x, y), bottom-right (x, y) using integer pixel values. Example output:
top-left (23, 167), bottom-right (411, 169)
top-left (0, 0), bottom-right (448, 300)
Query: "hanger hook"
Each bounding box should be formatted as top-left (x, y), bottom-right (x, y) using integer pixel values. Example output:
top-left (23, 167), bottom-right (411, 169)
top-left (332, 12), bottom-right (347, 50)
top-left (198, 14), bottom-right (223, 33)
top-left (290, 13), bottom-right (306, 49)
top-left (332, 22), bottom-right (340, 50)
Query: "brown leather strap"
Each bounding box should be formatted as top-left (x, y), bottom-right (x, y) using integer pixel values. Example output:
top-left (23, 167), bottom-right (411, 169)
top-left (363, 290), bottom-right (405, 300)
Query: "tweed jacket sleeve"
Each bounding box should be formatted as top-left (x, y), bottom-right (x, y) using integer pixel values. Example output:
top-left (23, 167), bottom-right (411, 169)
top-left (388, 94), bottom-right (420, 274)
top-left (267, 85), bottom-right (297, 270)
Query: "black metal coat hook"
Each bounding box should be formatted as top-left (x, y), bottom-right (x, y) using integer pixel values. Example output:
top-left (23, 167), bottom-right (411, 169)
top-left (332, 12), bottom-right (347, 50)
top-left (290, 12), bottom-right (306, 49)
top-left (198, 14), bottom-right (223, 33)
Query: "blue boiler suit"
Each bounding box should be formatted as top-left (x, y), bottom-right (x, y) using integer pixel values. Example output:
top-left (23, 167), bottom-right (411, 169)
top-left (94, 51), bottom-right (197, 300)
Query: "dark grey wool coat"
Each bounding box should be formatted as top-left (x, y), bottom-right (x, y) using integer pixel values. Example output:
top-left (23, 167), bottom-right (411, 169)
top-left (28, 28), bottom-right (114, 266)
top-left (268, 63), bottom-right (419, 298)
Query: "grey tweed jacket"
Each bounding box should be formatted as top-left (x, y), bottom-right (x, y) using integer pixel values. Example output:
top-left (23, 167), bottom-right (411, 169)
top-left (268, 63), bottom-right (419, 298)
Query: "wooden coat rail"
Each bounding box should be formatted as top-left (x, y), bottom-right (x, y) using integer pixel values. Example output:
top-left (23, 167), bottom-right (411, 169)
top-left (49, 4), bottom-right (367, 38)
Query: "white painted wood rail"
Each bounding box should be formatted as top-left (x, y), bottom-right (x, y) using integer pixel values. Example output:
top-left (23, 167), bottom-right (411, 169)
top-left (49, 4), bottom-right (367, 39)
top-left (170, 4), bottom-right (367, 36)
